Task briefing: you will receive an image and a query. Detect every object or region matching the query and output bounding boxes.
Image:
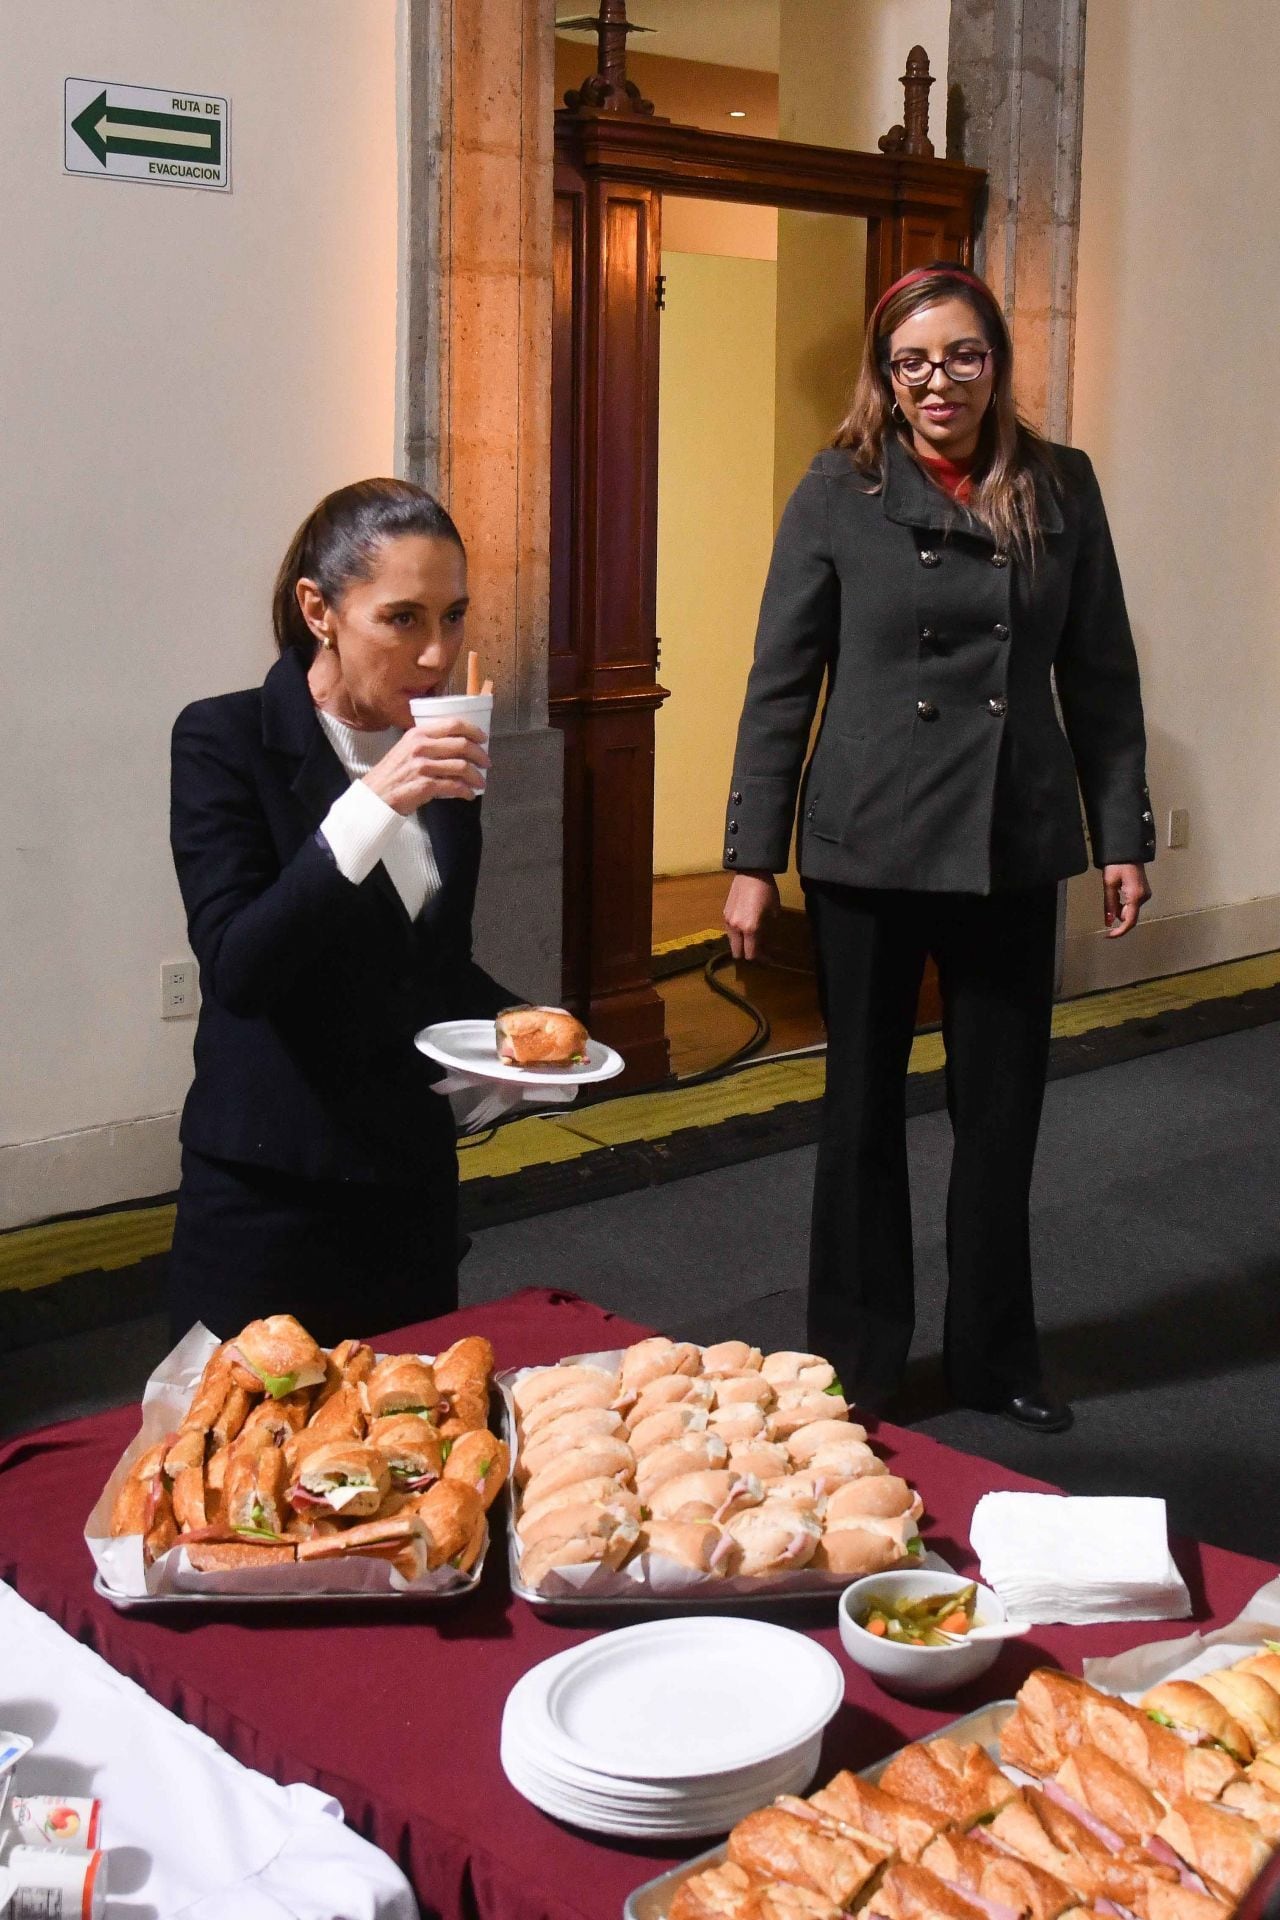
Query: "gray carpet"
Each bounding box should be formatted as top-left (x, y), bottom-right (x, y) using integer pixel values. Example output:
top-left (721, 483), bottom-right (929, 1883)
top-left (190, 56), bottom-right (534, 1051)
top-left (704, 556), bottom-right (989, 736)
top-left (5, 1023), bottom-right (1278, 1565)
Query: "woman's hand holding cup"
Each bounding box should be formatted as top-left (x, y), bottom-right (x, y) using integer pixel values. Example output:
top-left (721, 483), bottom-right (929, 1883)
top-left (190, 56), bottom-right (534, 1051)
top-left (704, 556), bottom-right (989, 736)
top-left (362, 720), bottom-right (490, 814)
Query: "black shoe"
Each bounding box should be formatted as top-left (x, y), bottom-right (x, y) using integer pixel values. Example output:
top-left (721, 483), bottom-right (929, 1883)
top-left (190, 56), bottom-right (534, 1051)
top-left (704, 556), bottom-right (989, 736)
top-left (996, 1391), bottom-right (1074, 1433)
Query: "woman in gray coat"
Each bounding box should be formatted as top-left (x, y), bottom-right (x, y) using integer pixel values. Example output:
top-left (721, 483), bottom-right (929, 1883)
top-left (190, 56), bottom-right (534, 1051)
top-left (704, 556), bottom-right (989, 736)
top-left (723, 263), bottom-right (1152, 1433)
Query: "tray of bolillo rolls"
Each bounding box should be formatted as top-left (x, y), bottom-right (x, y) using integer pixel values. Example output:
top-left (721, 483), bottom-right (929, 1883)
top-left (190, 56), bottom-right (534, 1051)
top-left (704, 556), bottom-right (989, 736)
top-left (497, 1336), bottom-right (933, 1607)
top-left (629, 1653), bottom-right (1280, 1919)
top-left (87, 1315), bottom-right (509, 1604)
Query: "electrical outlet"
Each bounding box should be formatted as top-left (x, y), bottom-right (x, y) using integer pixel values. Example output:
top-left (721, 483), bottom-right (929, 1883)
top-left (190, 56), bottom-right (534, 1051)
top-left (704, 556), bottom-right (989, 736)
top-left (1168, 807), bottom-right (1190, 850)
top-left (161, 959), bottom-right (197, 1020)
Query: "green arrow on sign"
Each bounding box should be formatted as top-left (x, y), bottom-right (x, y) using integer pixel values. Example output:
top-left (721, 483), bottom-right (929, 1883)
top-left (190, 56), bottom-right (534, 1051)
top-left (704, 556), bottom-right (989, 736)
top-left (71, 90), bottom-right (222, 167)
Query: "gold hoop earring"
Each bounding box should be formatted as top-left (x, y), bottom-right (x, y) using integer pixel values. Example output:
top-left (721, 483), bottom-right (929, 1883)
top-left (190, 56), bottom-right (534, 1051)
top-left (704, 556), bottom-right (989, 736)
top-left (891, 401), bottom-right (907, 427)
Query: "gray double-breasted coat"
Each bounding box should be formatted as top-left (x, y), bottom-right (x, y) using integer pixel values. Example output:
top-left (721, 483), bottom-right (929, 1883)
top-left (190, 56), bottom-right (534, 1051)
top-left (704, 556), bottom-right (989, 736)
top-left (723, 437), bottom-right (1154, 895)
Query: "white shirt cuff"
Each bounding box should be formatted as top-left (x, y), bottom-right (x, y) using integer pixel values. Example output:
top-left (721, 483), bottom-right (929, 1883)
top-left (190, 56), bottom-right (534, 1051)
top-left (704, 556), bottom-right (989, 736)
top-left (319, 781), bottom-right (403, 885)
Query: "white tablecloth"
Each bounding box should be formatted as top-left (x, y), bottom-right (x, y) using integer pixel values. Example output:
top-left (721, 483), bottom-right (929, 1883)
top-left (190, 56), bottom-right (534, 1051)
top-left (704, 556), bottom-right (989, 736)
top-left (0, 1581), bottom-right (417, 1918)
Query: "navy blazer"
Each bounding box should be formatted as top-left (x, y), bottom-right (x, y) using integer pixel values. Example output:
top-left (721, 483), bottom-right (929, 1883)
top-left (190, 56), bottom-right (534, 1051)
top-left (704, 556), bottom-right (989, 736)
top-left (170, 649), bottom-right (513, 1186)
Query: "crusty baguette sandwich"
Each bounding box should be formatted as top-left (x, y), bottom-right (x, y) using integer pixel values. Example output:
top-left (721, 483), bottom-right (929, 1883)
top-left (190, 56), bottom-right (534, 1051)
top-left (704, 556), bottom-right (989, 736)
top-left (880, 1738), bottom-right (1018, 1829)
top-left (728, 1805), bottom-right (892, 1909)
top-left (668, 1860), bottom-right (842, 1920)
top-left (1249, 1740), bottom-right (1280, 1796)
top-left (210, 1383), bottom-right (253, 1451)
top-left (801, 1771), bottom-right (945, 1863)
top-left (362, 1354), bottom-right (441, 1423)
top-left (225, 1432), bottom-right (290, 1535)
top-left (1053, 1745), bottom-right (1165, 1844)
top-left (825, 1476), bottom-right (922, 1523)
top-left (1194, 1669), bottom-right (1280, 1752)
top-left (432, 1335), bottom-right (494, 1399)
top-left (495, 1005), bottom-right (589, 1066)
top-left (180, 1344), bottom-right (233, 1433)
top-left (1234, 1652), bottom-right (1280, 1700)
top-left (230, 1315), bottom-right (327, 1399)
top-left (184, 1538), bottom-right (297, 1572)
top-left (165, 1428), bottom-right (209, 1533)
top-left (1219, 1777), bottom-right (1280, 1842)
top-left (920, 1828), bottom-right (1080, 1920)
top-left (441, 1429), bottom-right (509, 1508)
top-left (873, 1863), bottom-right (1006, 1920)
top-left (518, 1490), bottom-right (643, 1551)
top-left (296, 1514), bottom-right (431, 1582)
top-left (987, 1787), bottom-right (1176, 1910)
top-left (1142, 1680), bottom-right (1254, 1765)
top-left (520, 1474), bottom-right (640, 1528)
top-left (289, 1439), bottom-right (389, 1518)
top-left (109, 1439), bottom-right (179, 1562)
top-left (439, 1384), bottom-right (490, 1439)
top-left (411, 1479), bottom-right (487, 1573)
top-left (304, 1382), bottom-right (367, 1446)
top-left (1154, 1797), bottom-right (1272, 1901)
top-left (370, 1413), bottom-right (446, 1491)
top-left (810, 1524), bottom-right (909, 1578)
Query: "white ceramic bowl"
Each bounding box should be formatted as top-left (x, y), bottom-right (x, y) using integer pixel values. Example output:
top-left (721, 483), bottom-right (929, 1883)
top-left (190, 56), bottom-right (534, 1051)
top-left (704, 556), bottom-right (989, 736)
top-left (838, 1569), bottom-right (1007, 1699)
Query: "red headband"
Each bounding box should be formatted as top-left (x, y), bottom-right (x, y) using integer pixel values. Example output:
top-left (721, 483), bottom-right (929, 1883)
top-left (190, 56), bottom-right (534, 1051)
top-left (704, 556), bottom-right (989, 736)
top-left (870, 265), bottom-right (992, 331)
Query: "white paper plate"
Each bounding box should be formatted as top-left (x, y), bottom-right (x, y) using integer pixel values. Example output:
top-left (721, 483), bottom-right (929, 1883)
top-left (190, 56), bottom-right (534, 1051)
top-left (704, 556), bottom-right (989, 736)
top-left (514, 1617), bottom-right (844, 1782)
top-left (499, 1732), bottom-right (821, 1838)
top-left (415, 1019), bottom-right (624, 1087)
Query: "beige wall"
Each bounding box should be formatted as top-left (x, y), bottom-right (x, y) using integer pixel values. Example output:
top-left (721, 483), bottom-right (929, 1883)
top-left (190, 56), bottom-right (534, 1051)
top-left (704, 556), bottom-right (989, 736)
top-left (654, 250), bottom-right (778, 876)
top-left (0, 1), bottom-right (399, 1227)
top-left (1065, 1), bottom-right (1280, 991)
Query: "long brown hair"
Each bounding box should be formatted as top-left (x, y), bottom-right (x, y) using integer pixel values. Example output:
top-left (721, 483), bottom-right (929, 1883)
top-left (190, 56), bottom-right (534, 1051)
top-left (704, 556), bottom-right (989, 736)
top-left (272, 478), bottom-right (463, 661)
top-left (832, 262), bottom-right (1057, 558)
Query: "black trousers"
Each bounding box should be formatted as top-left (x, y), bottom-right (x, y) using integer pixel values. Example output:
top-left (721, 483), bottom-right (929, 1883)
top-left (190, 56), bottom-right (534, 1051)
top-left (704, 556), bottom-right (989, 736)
top-left (805, 880), bottom-right (1058, 1409)
top-left (167, 1147), bottom-right (461, 1348)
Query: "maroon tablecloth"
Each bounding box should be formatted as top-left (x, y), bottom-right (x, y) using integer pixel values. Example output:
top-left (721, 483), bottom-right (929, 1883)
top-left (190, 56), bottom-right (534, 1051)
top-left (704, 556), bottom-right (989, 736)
top-left (1, 1287), bottom-right (1275, 1920)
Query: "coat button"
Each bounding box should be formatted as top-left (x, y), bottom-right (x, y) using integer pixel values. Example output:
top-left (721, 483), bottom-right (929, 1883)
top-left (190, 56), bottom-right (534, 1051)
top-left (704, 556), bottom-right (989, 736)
top-left (917, 699), bottom-right (939, 722)
top-left (987, 695), bottom-right (1008, 716)
top-left (727, 821), bottom-right (738, 834)
top-left (725, 848), bottom-right (737, 865)
top-left (732, 790), bottom-right (743, 805)
top-left (919, 549), bottom-right (940, 568)
top-left (920, 628), bottom-right (935, 643)
top-left (994, 623), bottom-right (1009, 641)
top-left (991, 551), bottom-right (1009, 568)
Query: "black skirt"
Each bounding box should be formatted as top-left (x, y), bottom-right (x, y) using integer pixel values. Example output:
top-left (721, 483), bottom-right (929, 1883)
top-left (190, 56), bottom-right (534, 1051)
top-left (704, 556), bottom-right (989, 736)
top-left (167, 1147), bottom-right (461, 1347)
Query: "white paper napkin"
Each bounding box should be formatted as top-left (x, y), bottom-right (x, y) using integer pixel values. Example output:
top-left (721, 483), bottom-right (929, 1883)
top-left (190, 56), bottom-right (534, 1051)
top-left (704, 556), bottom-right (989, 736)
top-left (969, 1492), bottom-right (1191, 1625)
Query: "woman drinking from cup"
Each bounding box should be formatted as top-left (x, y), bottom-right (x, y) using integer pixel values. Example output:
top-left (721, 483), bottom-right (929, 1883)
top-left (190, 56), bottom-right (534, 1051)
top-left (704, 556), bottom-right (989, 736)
top-left (168, 478), bottom-right (512, 1343)
top-left (723, 264), bottom-right (1153, 1432)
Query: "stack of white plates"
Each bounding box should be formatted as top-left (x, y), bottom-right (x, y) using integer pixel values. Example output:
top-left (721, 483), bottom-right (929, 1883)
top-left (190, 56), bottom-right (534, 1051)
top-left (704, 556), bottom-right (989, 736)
top-left (500, 1616), bottom-right (845, 1839)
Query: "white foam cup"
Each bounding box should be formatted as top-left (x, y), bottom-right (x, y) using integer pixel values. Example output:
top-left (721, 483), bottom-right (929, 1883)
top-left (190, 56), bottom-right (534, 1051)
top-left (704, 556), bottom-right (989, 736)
top-left (409, 692), bottom-right (493, 790)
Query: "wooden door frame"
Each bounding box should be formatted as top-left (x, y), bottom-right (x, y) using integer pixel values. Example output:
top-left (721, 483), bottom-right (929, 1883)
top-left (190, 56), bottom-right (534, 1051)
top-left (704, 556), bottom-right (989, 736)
top-left (551, 65), bottom-right (984, 1087)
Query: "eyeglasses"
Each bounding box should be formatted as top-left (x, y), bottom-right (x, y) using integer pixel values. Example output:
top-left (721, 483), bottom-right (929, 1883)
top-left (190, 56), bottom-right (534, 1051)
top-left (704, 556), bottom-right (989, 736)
top-left (888, 347), bottom-right (993, 387)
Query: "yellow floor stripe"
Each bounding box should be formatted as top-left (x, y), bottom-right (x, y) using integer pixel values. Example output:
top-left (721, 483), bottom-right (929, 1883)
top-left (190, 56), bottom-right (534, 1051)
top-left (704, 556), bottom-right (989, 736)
top-left (652, 927), bottom-right (723, 956)
top-left (3, 950), bottom-right (1276, 1297)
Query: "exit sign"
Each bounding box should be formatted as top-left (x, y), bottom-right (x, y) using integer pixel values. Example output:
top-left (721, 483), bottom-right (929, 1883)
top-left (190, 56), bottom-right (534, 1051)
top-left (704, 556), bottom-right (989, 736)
top-left (65, 77), bottom-right (230, 192)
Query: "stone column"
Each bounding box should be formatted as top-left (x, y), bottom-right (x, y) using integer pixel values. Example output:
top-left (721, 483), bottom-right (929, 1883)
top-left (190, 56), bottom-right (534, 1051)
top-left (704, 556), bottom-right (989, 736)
top-left (398, 0), bottom-right (563, 999)
top-left (946, 0), bottom-right (1087, 441)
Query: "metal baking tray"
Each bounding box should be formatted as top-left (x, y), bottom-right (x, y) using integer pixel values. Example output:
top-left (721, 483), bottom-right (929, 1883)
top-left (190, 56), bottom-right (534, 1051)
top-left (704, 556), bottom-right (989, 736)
top-left (92, 1568), bottom-right (481, 1611)
top-left (622, 1698), bottom-right (1016, 1920)
top-left (497, 1359), bottom-right (926, 1615)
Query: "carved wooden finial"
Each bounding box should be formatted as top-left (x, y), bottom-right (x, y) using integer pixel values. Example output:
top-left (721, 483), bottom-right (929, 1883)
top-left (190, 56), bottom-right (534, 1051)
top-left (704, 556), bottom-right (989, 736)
top-left (561, 0), bottom-right (657, 117)
top-left (878, 45), bottom-right (936, 158)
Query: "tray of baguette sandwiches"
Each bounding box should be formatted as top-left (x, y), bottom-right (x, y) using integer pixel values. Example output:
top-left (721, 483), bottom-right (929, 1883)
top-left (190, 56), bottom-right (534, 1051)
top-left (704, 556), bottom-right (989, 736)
top-left (87, 1315), bottom-right (509, 1604)
top-left (497, 1336), bottom-right (930, 1606)
top-left (628, 1656), bottom-right (1280, 1919)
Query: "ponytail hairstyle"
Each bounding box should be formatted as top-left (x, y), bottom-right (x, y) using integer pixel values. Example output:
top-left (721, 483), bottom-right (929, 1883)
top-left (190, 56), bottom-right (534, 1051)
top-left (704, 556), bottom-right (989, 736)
top-left (272, 478), bottom-right (464, 660)
top-left (831, 262), bottom-right (1058, 559)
